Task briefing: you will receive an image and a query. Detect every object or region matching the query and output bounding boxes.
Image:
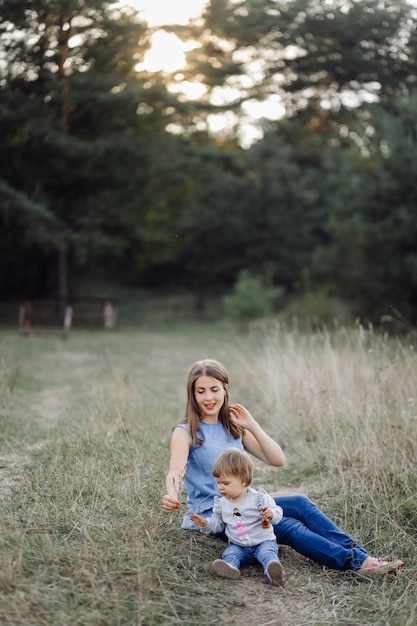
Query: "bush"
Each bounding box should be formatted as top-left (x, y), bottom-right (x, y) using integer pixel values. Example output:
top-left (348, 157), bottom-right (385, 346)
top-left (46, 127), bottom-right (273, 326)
top-left (223, 270), bottom-right (284, 323)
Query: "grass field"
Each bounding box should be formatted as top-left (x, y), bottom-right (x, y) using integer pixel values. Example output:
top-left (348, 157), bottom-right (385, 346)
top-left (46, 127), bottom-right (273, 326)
top-left (0, 321), bottom-right (416, 625)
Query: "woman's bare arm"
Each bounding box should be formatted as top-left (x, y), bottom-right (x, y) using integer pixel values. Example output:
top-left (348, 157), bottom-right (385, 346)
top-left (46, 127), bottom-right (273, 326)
top-left (230, 403), bottom-right (285, 466)
top-left (162, 426), bottom-right (190, 512)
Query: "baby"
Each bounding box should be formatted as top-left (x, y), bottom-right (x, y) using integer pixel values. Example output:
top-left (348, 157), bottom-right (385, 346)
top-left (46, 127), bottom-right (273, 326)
top-left (190, 447), bottom-right (285, 586)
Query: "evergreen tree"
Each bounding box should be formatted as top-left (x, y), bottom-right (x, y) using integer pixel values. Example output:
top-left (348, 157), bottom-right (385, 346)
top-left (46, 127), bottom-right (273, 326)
top-left (0, 0), bottom-right (170, 298)
top-left (171, 0), bottom-right (414, 138)
top-left (312, 96), bottom-right (417, 321)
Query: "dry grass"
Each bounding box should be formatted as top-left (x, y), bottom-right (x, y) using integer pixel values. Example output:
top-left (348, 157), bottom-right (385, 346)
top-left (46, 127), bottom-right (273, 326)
top-left (0, 321), bottom-right (416, 625)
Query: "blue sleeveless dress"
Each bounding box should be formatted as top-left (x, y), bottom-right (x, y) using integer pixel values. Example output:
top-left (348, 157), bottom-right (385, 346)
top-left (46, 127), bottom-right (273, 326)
top-left (176, 421), bottom-right (244, 529)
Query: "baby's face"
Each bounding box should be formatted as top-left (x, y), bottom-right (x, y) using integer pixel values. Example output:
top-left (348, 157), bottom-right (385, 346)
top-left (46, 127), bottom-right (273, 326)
top-left (215, 472), bottom-right (247, 503)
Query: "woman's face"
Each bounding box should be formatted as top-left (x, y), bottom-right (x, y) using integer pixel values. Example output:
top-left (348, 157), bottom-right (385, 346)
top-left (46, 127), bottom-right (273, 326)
top-left (194, 375), bottom-right (226, 421)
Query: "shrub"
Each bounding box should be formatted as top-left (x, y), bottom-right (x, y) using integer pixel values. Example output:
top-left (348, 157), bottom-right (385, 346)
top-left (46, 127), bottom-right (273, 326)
top-left (223, 270), bottom-right (284, 323)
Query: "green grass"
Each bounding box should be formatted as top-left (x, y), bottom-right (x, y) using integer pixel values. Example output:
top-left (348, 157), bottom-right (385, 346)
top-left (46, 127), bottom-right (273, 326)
top-left (0, 322), bottom-right (416, 625)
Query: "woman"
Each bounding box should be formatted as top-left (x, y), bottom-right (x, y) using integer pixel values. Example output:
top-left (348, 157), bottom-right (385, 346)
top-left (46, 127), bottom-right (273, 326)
top-left (162, 359), bottom-right (404, 575)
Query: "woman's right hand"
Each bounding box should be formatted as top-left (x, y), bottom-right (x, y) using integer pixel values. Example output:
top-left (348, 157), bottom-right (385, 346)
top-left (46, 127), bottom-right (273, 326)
top-left (162, 494), bottom-right (180, 513)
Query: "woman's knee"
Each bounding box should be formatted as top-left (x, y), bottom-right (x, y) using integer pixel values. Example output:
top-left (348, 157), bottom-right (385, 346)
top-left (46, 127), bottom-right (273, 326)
top-left (275, 493), bottom-right (313, 511)
top-left (288, 494), bottom-right (311, 506)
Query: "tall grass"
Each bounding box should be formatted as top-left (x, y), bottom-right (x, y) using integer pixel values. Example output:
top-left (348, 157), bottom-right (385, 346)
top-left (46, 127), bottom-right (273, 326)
top-left (0, 323), bottom-right (416, 625)
top-left (233, 326), bottom-right (417, 551)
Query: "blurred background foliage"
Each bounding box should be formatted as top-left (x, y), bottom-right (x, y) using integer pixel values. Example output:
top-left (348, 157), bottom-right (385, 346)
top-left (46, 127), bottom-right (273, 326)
top-left (1, 0), bottom-right (417, 325)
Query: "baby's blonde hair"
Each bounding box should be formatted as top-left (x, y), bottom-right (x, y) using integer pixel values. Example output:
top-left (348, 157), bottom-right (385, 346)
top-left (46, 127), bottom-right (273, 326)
top-left (212, 448), bottom-right (253, 486)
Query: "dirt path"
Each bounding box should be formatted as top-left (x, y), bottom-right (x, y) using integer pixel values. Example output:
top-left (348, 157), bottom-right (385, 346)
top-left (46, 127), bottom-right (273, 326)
top-left (0, 347), bottom-right (97, 500)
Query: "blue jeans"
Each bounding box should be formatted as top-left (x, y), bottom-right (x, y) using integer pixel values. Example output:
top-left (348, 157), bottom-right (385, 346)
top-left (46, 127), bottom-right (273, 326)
top-left (222, 539), bottom-right (279, 572)
top-left (273, 494), bottom-right (369, 570)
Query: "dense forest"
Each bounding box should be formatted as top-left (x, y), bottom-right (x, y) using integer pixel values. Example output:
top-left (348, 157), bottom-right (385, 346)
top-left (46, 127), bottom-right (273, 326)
top-left (1, 0), bottom-right (417, 324)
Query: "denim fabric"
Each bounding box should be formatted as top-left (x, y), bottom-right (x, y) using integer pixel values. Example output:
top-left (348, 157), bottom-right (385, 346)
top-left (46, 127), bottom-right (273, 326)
top-left (273, 494), bottom-right (369, 570)
top-left (222, 539), bottom-right (279, 572)
top-left (177, 422), bottom-right (244, 528)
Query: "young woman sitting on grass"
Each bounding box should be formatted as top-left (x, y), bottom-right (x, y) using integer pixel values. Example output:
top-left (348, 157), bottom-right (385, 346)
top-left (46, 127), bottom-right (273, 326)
top-left (162, 359), bottom-right (404, 576)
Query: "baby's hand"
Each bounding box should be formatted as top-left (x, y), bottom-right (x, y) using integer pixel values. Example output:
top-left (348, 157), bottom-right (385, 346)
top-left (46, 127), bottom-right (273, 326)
top-left (190, 512), bottom-right (208, 528)
top-left (261, 506), bottom-right (272, 528)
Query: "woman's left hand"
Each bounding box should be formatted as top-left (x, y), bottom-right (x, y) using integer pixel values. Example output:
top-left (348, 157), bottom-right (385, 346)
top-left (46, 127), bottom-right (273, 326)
top-left (231, 403), bottom-right (286, 467)
top-left (229, 403), bottom-right (257, 431)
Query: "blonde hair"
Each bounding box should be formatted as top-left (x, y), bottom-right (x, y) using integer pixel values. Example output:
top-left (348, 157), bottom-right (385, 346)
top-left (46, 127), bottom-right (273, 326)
top-left (179, 359), bottom-right (244, 446)
top-left (212, 448), bottom-right (253, 486)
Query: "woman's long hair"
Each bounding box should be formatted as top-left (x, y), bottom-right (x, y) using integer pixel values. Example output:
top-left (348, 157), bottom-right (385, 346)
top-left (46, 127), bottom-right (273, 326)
top-left (179, 359), bottom-right (244, 446)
